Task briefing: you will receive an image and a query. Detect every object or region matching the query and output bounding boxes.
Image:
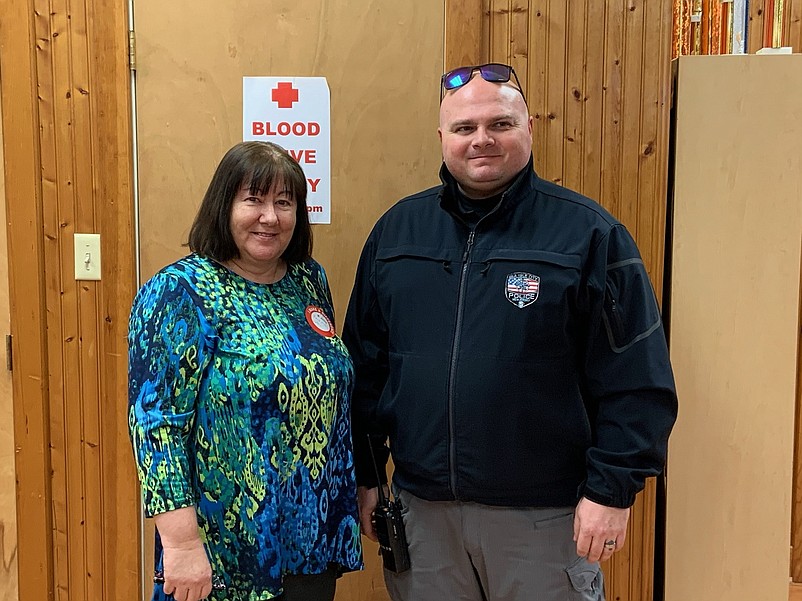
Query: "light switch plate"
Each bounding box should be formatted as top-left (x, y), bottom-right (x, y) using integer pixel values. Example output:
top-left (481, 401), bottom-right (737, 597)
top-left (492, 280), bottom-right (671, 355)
top-left (74, 233), bottom-right (101, 280)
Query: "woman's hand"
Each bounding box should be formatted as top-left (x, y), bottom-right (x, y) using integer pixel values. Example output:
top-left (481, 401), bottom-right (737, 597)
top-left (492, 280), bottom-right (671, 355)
top-left (154, 507), bottom-right (213, 601)
top-left (357, 486), bottom-right (379, 542)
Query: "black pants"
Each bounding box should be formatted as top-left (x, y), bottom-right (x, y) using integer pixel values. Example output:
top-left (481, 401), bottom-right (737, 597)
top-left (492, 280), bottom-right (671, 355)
top-left (279, 567), bottom-right (338, 601)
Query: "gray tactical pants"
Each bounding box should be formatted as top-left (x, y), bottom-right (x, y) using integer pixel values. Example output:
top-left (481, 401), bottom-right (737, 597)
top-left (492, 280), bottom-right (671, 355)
top-left (385, 489), bottom-right (604, 601)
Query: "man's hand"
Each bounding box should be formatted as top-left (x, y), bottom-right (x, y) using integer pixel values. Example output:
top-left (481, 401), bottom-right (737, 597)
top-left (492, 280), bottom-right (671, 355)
top-left (357, 486), bottom-right (379, 542)
top-left (573, 496), bottom-right (630, 563)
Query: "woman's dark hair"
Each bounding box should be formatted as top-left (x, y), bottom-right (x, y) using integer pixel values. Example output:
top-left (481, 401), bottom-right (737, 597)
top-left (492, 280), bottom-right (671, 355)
top-left (188, 141), bottom-right (312, 264)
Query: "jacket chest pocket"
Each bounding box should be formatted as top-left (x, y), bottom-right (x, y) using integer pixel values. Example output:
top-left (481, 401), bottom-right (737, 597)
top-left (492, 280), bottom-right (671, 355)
top-left (465, 249), bottom-right (583, 360)
top-left (375, 246), bottom-right (464, 347)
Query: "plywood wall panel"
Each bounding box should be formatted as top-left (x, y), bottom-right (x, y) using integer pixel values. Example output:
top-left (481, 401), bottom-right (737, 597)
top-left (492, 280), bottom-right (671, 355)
top-left (135, 0), bottom-right (444, 323)
top-left (665, 54), bottom-right (802, 601)
top-left (134, 2), bottom-right (444, 599)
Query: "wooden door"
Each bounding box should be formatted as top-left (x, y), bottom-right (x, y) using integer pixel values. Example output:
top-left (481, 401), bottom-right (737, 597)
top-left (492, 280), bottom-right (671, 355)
top-left (0, 80), bottom-right (19, 601)
top-left (133, 1), bottom-right (444, 598)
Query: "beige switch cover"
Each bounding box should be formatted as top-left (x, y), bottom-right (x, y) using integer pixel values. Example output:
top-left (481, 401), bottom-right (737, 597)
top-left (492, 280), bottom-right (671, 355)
top-left (74, 233), bottom-right (101, 280)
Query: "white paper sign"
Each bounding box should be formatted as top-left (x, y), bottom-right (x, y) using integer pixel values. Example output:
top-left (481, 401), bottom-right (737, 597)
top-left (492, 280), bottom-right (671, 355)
top-left (243, 77), bottom-right (331, 224)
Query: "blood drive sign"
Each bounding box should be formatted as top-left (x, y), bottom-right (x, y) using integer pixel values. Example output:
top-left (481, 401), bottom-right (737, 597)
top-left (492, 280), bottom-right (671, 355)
top-left (243, 77), bottom-right (331, 223)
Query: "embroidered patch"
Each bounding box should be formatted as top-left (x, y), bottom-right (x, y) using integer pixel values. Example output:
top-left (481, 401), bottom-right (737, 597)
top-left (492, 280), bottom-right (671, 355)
top-left (305, 305), bottom-right (336, 337)
top-left (505, 272), bottom-right (540, 308)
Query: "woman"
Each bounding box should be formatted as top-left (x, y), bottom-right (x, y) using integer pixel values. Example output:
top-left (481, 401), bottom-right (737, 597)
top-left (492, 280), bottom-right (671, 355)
top-left (129, 141), bottom-right (362, 601)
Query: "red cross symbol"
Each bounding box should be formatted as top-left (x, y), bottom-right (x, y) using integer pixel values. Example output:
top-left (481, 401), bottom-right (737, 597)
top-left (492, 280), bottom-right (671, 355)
top-left (271, 82), bottom-right (299, 109)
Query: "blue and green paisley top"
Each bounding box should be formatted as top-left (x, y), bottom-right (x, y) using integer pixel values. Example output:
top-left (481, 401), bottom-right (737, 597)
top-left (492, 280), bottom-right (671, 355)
top-left (128, 254), bottom-right (363, 600)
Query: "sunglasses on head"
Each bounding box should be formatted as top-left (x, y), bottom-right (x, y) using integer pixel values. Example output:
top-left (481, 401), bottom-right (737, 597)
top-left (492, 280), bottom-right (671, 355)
top-left (440, 63), bottom-right (526, 103)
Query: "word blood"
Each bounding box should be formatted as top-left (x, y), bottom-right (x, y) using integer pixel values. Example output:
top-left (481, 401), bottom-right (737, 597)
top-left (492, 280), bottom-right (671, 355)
top-left (252, 121), bottom-right (321, 136)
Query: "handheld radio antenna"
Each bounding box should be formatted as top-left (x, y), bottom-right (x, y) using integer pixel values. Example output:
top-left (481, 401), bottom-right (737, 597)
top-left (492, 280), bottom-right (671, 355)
top-left (367, 435), bottom-right (389, 505)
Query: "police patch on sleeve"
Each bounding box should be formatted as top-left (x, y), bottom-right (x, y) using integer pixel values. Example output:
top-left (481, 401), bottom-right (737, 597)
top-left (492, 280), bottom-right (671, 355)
top-left (505, 272), bottom-right (540, 308)
top-left (305, 305), bottom-right (336, 337)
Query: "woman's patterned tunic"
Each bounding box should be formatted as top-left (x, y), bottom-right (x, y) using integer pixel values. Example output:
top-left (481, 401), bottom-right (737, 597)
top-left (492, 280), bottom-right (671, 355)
top-left (128, 254), bottom-right (363, 600)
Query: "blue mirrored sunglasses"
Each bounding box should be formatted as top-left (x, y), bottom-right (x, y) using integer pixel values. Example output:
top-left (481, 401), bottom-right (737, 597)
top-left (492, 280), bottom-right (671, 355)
top-left (440, 63), bottom-right (526, 104)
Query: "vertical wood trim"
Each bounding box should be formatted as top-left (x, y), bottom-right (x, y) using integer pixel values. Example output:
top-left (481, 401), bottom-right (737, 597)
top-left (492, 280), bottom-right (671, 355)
top-left (620, 0), bottom-right (646, 234)
top-left (529, 2), bottom-right (549, 176)
top-left (544, 0), bottom-right (567, 184)
top-left (0, 0), bottom-right (55, 599)
top-left (562, 0), bottom-right (586, 192)
top-left (36, 0), bottom-right (85, 597)
top-left (444, 0), bottom-right (485, 69)
top-left (92, 0), bottom-right (141, 597)
top-left (583, 0), bottom-right (606, 202)
top-left (489, 0), bottom-right (512, 65)
top-left (510, 0), bottom-right (529, 95)
top-left (600, 2), bottom-right (624, 218)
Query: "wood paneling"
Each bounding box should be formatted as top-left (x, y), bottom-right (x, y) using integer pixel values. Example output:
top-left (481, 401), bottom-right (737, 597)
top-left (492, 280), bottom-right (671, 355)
top-left (749, 0), bottom-right (768, 52)
top-left (0, 0), bottom-right (140, 598)
top-left (665, 54), bottom-right (802, 601)
top-left (445, 0), bottom-right (485, 69)
top-left (0, 66), bottom-right (19, 601)
top-left (444, 1), bottom-right (674, 599)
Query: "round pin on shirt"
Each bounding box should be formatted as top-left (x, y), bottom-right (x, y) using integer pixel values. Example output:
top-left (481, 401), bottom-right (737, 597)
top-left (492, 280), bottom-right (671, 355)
top-left (305, 305), bottom-right (336, 337)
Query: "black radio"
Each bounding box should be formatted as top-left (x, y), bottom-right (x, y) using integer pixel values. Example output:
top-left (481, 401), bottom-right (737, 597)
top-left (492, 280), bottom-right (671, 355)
top-left (368, 437), bottom-right (411, 574)
top-left (371, 494), bottom-right (411, 573)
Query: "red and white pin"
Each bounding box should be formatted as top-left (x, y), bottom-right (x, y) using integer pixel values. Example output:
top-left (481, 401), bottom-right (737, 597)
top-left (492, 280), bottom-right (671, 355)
top-left (305, 305), bottom-right (336, 338)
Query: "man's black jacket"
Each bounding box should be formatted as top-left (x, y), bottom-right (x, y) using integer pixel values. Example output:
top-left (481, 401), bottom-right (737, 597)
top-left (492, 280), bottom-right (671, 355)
top-left (343, 159), bottom-right (677, 509)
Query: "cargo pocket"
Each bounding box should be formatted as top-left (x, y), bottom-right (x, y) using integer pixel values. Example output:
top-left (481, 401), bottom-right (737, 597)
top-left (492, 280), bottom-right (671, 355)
top-left (565, 557), bottom-right (604, 600)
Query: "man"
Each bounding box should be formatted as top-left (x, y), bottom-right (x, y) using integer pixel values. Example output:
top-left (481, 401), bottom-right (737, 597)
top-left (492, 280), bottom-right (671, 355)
top-left (342, 63), bottom-right (677, 601)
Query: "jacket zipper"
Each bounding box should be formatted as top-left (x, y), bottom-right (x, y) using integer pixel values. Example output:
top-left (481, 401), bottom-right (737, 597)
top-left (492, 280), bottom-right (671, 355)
top-left (446, 228), bottom-right (475, 499)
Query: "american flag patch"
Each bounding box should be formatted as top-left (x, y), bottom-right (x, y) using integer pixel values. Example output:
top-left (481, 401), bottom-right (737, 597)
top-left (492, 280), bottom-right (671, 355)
top-left (505, 272), bottom-right (540, 308)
